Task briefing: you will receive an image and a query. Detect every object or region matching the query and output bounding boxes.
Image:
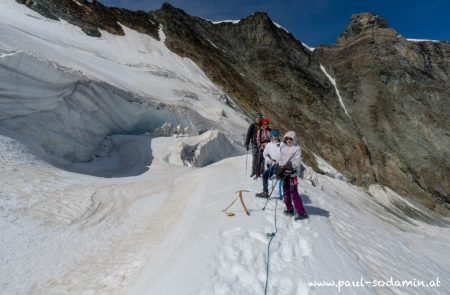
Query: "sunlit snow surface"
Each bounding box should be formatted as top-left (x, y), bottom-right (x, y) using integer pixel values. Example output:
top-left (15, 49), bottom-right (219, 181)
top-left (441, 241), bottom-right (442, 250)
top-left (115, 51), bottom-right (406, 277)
top-left (1, 1), bottom-right (449, 294)
top-left (2, 132), bottom-right (450, 294)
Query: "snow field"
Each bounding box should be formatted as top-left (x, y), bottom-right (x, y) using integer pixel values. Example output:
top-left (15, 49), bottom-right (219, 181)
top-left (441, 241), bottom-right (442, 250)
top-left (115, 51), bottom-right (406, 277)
top-left (1, 125), bottom-right (450, 295)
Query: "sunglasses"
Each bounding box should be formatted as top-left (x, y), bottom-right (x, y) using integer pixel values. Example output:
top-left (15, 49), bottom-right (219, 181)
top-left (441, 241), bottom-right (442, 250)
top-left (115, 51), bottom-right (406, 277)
top-left (285, 137), bottom-right (293, 141)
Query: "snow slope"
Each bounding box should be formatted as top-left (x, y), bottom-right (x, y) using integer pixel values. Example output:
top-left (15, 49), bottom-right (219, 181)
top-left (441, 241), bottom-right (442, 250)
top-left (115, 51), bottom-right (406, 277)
top-left (1, 1), bottom-right (449, 295)
top-left (2, 133), bottom-right (449, 294)
top-left (0, 0), bottom-right (247, 167)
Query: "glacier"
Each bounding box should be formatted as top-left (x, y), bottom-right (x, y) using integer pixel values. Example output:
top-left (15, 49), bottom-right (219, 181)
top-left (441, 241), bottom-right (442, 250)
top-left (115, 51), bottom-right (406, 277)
top-left (1, 1), bottom-right (449, 294)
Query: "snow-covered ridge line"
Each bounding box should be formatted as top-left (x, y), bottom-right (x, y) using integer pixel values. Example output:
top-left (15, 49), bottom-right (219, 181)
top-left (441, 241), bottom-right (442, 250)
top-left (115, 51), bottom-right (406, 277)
top-left (273, 21), bottom-right (289, 33)
top-left (211, 19), bottom-right (241, 24)
top-left (407, 38), bottom-right (440, 43)
top-left (319, 64), bottom-right (351, 119)
top-left (301, 42), bottom-right (315, 51)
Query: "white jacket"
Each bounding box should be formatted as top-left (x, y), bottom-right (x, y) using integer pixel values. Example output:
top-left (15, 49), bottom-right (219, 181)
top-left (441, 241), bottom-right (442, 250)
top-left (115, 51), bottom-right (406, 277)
top-left (263, 140), bottom-right (281, 165)
top-left (279, 131), bottom-right (302, 177)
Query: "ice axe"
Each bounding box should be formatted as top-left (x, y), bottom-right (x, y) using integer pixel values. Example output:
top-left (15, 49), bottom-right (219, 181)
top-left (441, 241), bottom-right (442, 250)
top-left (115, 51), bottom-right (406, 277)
top-left (222, 190), bottom-right (250, 216)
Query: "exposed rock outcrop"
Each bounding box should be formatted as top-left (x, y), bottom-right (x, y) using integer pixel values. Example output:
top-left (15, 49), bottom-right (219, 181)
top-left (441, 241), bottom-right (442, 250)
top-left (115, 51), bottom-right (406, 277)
top-left (314, 13), bottom-right (450, 214)
top-left (16, 0), bottom-right (159, 38)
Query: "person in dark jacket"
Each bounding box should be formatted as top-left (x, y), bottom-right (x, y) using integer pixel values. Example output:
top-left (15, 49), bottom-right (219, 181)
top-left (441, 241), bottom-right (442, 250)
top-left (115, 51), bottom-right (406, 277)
top-left (245, 112), bottom-right (262, 177)
top-left (254, 118), bottom-right (271, 178)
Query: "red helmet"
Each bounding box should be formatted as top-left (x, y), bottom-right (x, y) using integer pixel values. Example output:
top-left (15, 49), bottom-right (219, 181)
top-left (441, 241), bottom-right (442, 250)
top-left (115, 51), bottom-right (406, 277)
top-left (261, 119), bottom-right (269, 125)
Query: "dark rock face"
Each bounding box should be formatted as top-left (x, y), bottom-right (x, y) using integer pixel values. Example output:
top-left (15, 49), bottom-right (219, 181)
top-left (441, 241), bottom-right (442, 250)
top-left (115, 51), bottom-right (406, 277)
top-left (15, 1), bottom-right (450, 215)
top-left (337, 13), bottom-right (389, 44)
top-left (16, 0), bottom-right (159, 38)
top-left (314, 13), bottom-right (450, 214)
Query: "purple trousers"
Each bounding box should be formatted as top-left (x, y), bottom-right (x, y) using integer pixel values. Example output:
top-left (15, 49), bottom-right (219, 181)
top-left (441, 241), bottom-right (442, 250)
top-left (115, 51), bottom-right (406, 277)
top-left (283, 176), bottom-right (306, 214)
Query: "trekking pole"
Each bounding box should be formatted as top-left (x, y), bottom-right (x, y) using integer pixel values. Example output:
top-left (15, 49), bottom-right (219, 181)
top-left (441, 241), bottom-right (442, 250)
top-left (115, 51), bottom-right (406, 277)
top-left (244, 150), bottom-right (248, 179)
top-left (262, 178), bottom-right (279, 211)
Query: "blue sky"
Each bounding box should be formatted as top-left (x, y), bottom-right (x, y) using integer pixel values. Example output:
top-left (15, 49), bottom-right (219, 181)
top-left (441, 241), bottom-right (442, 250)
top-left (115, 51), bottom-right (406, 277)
top-left (101, 0), bottom-right (449, 47)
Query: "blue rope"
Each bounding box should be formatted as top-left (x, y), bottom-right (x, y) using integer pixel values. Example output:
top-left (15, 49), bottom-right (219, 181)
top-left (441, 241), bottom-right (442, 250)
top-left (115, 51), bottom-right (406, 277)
top-left (264, 195), bottom-right (279, 295)
top-left (278, 178), bottom-right (283, 200)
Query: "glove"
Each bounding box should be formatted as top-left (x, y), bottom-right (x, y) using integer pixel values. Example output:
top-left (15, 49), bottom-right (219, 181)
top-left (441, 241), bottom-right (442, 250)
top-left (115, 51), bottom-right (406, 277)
top-left (276, 162), bottom-right (296, 178)
top-left (276, 166), bottom-right (286, 178)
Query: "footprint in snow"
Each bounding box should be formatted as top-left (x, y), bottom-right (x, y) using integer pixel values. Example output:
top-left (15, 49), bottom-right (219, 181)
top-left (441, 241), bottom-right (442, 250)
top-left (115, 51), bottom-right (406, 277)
top-left (291, 218), bottom-right (310, 230)
top-left (298, 237), bottom-right (313, 257)
top-left (221, 227), bottom-right (242, 237)
top-left (248, 231), bottom-right (269, 244)
top-left (279, 242), bottom-right (295, 262)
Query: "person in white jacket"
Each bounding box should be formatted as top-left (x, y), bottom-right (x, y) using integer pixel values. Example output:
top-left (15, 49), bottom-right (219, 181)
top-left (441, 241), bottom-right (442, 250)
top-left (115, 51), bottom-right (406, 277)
top-left (278, 131), bottom-right (308, 220)
top-left (256, 129), bottom-right (282, 198)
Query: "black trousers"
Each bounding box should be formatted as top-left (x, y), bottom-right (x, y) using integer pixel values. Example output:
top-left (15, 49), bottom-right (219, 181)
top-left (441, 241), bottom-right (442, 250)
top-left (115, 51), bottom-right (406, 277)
top-left (251, 146), bottom-right (264, 177)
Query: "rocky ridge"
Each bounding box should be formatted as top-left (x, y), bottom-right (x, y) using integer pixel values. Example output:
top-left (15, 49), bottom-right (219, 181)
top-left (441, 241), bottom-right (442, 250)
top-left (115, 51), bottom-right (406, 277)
top-left (17, 0), bottom-right (159, 38)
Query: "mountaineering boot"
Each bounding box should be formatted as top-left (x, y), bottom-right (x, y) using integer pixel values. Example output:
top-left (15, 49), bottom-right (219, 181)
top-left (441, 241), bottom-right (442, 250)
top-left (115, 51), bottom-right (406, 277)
top-left (256, 192), bottom-right (269, 198)
top-left (294, 212), bottom-right (309, 221)
top-left (283, 209), bottom-right (294, 216)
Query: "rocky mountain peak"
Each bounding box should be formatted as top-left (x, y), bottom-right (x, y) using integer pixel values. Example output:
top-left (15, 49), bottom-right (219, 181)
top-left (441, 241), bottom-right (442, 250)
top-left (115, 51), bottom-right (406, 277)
top-left (247, 11), bottom-right (272, 21)
top-left (240, 11), bottom-right (277, 30)
top-left (159, 2), bottom-right (186, 15)
top-left (337, 12), bottom-right (393, 44)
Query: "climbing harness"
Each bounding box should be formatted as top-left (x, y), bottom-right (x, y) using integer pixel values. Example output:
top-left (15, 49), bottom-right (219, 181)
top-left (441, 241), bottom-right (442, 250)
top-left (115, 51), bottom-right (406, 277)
top-left (222, 190), bottom-right (250, 217)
